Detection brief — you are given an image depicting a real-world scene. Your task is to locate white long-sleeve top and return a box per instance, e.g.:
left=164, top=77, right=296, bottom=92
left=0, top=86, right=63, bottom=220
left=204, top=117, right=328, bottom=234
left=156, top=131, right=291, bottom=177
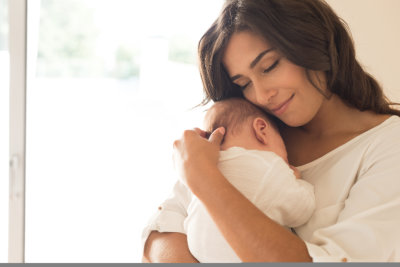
left=184, top=147, right=315, bottom=263
left=141, top=115, right=400, bottom=262
left=294, top=115, right=400, bottom=262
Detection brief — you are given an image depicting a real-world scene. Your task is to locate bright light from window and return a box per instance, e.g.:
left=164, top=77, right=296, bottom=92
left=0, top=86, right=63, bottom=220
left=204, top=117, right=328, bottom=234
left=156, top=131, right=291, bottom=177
left=25, top=0, right=223, bottom=262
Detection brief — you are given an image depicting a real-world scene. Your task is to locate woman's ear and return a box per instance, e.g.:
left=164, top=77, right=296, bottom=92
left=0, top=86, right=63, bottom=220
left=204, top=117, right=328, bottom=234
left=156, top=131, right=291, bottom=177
left=252, top=117, right=269, bottom=145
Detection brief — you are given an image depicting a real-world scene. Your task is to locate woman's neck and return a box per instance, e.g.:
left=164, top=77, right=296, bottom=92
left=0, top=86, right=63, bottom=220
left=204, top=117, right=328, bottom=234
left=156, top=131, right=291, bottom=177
left=281, top=94, right=391, bottom=166
left=299, top=94, right=370, bottom=138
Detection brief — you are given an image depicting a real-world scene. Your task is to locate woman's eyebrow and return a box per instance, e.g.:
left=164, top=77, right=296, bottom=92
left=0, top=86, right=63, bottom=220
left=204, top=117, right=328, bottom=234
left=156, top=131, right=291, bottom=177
left=230, top=48, right=275, bottom=81
left=250, top=48, right=275, bottom=68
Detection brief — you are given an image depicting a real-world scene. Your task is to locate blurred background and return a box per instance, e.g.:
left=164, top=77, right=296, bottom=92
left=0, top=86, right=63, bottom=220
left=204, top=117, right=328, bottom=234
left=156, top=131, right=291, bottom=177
left=0, top=0, right=399, bottom=263
left=2, top=0, right=224, bottom=262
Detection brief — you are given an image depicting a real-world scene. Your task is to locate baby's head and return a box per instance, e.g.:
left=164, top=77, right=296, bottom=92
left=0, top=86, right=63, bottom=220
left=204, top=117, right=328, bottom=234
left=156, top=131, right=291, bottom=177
left=204, top=98, right=288, bottom=161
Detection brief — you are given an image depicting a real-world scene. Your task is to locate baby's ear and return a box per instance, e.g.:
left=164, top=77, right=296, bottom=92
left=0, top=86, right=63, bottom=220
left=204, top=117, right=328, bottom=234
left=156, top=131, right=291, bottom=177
left=252, top=117, right=269, bottom=145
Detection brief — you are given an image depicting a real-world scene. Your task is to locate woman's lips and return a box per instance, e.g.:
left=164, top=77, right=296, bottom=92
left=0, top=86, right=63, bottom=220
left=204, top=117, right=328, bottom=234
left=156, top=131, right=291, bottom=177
left=271, top=94, right=294, bottom=115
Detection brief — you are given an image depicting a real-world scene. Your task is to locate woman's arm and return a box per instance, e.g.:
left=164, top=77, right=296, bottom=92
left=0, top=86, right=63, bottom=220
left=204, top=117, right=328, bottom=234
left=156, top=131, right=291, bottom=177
left=141, top=181, right=195, bottom=262
left=143, top=231, right=199, bottom=263
left=192, top=164, right=311, bottom=262
left=173, top=128, right=312, bottom=262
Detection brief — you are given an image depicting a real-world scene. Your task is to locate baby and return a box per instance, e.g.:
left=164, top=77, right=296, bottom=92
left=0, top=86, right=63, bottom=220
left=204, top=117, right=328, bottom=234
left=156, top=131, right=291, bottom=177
left=183, top=97, right=315, bottom=263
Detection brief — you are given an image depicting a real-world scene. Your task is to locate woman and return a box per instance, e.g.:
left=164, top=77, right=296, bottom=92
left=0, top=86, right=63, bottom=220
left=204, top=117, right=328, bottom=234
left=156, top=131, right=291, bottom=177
left=143, top=0, right=400, bottom=262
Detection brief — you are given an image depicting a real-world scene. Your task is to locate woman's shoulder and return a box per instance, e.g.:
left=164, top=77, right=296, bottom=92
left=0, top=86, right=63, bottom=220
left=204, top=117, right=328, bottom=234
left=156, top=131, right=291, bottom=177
left=360, top=115, right=400, bottom=157
left=295, top=115, right=400, bottom=170
left=364, top=115, right=400, bottom=142
left=364, top=113, right=400, bottom=131
left=330, top=114, right=400, bottom=167
left=330, top=114, right=400, bottom=156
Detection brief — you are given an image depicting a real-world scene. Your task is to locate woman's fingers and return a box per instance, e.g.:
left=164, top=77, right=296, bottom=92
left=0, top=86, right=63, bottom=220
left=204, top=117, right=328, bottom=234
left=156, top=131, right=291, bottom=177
left=172, top=127, right=224, bottom=190
left=208, top=127, right=225, bottom=145
left=173, top=139, right=180, bottom=149
left=193, top=127, right=209, bottom=139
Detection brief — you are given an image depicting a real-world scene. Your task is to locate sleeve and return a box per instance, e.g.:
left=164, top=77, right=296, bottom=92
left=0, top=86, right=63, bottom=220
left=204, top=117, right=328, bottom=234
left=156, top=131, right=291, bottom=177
left=253, top=157, right=316, bottom=228
left=303, top=135, right=400, bottom=262
left=140, top=180, right=192, bottom=254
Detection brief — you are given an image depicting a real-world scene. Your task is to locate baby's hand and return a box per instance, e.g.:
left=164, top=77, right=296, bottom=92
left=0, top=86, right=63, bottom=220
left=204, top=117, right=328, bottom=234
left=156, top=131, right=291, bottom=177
left=289, top=165, right=301, bottom=179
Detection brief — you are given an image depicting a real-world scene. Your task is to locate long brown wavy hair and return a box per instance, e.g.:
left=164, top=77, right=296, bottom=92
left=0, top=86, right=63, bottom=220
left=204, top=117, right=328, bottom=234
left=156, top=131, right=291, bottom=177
left=198, top=0, right=400, bottom=116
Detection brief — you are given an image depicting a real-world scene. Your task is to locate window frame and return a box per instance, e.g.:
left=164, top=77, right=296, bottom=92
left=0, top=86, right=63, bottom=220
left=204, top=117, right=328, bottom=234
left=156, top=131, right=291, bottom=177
left=8, top=0, right=27, bottom=263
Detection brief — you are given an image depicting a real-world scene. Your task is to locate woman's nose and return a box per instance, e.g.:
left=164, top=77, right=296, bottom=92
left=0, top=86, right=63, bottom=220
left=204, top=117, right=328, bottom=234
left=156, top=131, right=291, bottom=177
left=253, top=80, right=278, bottom=104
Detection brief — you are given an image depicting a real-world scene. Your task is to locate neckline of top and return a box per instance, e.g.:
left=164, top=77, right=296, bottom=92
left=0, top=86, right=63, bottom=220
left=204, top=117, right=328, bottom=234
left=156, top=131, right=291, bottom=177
left=296, top=115, right=399, bottom=171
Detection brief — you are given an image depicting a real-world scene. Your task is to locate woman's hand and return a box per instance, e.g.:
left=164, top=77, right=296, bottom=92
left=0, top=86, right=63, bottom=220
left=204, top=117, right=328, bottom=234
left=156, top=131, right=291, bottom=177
left=173, top=127, right=225, bottom=193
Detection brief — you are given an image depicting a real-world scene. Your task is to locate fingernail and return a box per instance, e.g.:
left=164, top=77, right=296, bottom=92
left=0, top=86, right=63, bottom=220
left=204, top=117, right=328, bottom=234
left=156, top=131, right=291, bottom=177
left=219, top=127, right=225, bottom=135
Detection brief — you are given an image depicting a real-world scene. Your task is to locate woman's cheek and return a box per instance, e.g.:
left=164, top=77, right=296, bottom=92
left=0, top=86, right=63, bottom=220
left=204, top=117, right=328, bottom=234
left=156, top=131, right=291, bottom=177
left=243, top=89, right=262, bottom=109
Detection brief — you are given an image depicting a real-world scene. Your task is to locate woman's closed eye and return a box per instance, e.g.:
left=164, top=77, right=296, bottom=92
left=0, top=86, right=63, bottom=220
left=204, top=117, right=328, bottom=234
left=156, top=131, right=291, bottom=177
left=263, top=59, right=280, bottom=74
left=237, top=60, right=280, bottom=90
left=239, top=81, right=251, bottom=91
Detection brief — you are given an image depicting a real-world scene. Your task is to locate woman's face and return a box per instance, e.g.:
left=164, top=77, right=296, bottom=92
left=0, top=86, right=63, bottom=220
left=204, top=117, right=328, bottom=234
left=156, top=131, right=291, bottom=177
left=222, top=31, right=327, bottom=127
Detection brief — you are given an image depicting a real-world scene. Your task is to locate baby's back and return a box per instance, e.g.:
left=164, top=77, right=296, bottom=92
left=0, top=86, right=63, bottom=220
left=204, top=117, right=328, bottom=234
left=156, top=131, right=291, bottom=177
left=184, top=147, right=291, bottom=262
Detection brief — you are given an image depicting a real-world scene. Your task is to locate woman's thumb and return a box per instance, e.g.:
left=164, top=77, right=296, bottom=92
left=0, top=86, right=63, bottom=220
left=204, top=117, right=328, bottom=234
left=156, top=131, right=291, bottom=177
left=209, top=127, right=225, bottom=145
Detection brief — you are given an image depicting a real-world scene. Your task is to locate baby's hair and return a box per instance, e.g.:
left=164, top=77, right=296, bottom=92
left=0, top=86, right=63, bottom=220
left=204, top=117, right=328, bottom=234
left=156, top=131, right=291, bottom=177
left=206, top=97, right=277, bottom=136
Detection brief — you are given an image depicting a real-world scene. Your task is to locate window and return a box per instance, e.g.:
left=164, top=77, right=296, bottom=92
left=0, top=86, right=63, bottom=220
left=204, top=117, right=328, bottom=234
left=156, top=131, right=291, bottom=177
left=25, top=0, right=224, bottom=262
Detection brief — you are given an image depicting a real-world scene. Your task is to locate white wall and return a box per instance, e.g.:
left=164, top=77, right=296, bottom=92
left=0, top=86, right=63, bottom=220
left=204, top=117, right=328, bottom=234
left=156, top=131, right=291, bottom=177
left=326, top=0, right=400, bottom=103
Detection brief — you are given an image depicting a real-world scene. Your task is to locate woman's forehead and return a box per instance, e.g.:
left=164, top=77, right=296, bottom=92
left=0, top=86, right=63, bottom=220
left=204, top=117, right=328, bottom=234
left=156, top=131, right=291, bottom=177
left=222, top=31, right=274, bottom=71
